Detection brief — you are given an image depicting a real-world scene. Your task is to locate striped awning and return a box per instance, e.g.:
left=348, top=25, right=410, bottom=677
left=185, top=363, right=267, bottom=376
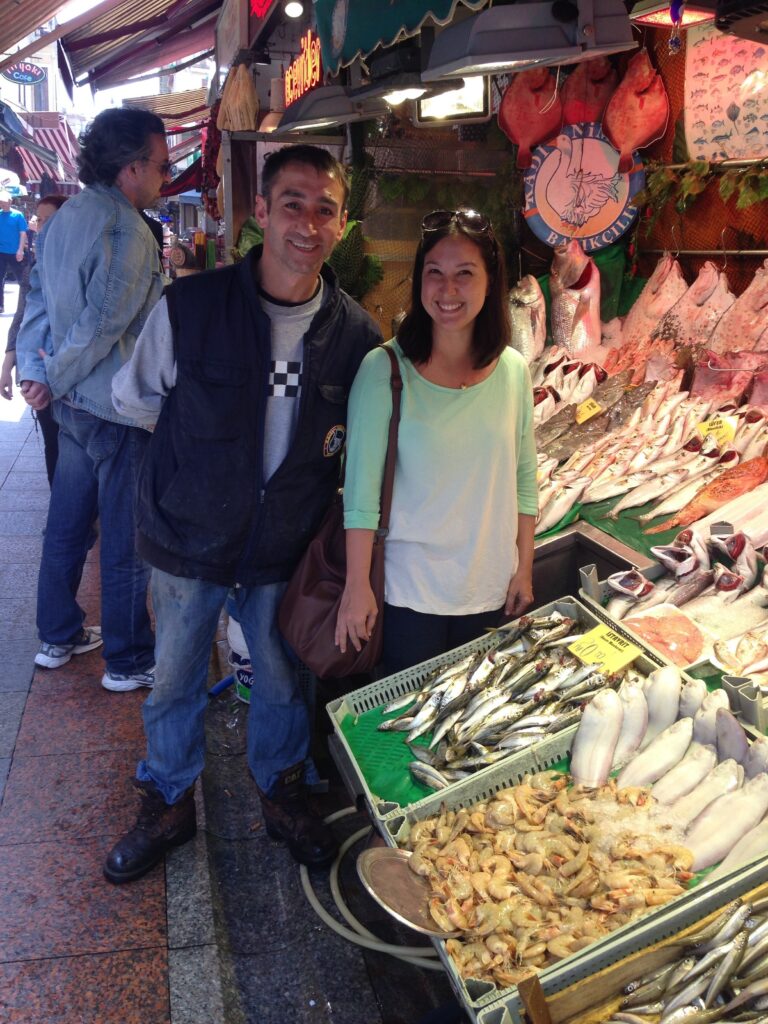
left=125, top=89, right=210, bottom=124
left=16, top=113, right=80, bottom=194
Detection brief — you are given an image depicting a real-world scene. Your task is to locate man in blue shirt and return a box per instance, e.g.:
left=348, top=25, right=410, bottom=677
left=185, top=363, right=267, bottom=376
left=0, top=189, right=28, bottom=313
left=16, top=108, right=171, bottom=692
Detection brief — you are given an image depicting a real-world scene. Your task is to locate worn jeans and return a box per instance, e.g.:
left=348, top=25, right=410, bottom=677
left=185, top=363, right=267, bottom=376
left=37, top=401, right=154, bottom=674
left=137, top=570, right=309, bottom=803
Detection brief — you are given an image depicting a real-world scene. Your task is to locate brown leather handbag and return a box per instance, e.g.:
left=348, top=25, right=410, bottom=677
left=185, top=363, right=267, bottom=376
left=278, top=347, right=402, bottom=679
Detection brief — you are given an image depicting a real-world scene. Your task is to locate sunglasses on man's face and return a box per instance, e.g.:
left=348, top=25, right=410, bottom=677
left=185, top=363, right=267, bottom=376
left=140, top=157, right=173, bottom=176
left=421, top=209, right=492, bottom=235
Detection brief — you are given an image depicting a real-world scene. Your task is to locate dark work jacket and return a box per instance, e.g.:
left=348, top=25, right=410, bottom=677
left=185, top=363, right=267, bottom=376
left=136, top=247, right=381, bottom=586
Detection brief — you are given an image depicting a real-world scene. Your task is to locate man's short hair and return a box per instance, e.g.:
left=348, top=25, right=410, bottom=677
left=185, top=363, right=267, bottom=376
left=260, top=145, right=349, bottom=211
left=77, top=108, right=166, bottom=188
left=0, top=190, right=11, bottom=203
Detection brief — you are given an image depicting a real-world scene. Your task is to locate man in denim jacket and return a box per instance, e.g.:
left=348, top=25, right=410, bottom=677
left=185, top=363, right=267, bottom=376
left=16, top=107, right=170, bottom=692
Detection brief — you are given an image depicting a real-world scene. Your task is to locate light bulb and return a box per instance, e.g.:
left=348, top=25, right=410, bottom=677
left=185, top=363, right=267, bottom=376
left=285, top=1, right=303, bottom=17
left=384, top=87, right=426, bottom=105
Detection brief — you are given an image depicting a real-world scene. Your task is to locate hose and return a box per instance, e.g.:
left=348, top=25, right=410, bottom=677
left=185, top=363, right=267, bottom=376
left=299, top=806, right=442, bottom=970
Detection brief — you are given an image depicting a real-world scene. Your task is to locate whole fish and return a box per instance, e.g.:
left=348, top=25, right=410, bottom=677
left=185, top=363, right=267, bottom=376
left=641, top=665, right=682, bottom=749
left=409, top=761, right=451, bottom=789
left=678, top=678, right=708, bottom=718
left=550, top=241, right=602, bottom=357
left=714, top=563, right=748, bottom=602
left=667, top=758, right=744, bottom=830
left=745, top=736, right=768, bottom=779
left=570, top=688, right=624, bottom=788
left=647, top=457, right=768, bottom=534
left=716, top=707, right=750, bottom=763
left=650, top=544, right=701, bottom=579
left=686, top=772, right=768, bottom=870
left=604, top=49, right=670, bottom=173
left=609, top=468, right=691, bottom=519
left=617, top=716, right=693, bottom=789
left=611, top=683, right=649, bottom=768
left=621, top=253, right=688, bottom=352
left=708, top=818, right=768, bottom=883
left=637, top=448, right=740, bottom=524
left=509, top=275, right=547, bottom=364
left=535, top=477, right=591, bottom=534
left=666, top=568, right=716, bottom=608
left=651, top=742, right=718, bottom=804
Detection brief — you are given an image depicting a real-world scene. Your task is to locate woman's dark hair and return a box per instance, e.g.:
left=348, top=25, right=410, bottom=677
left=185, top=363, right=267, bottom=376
left=36, top=194, right=68, bottom=211
left=77, top=108, right=166, bottom=187
left=261, top=144, right=350, bottom=211
left=397, top=213, right=510, bottom=369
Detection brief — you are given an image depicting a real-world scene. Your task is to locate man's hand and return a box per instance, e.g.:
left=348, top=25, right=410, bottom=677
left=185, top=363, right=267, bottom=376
left=20, top=380, right=51, bottom=410
left=0, top=352, right=15, bottom=400
left=15, top=249, right=24, bottom=263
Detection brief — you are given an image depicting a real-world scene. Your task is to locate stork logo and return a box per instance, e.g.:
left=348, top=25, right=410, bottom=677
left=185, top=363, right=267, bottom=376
left=523, top=123, right=645, bottom=252
left=2, top=62, right=47, bottom=85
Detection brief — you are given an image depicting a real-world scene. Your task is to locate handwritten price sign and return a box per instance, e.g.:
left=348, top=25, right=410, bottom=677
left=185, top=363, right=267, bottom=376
left=569, top=624, right=642, bottom=674
left=697, top=414, right=737, bottom=446
left=575, top=398, right=603, bottom=424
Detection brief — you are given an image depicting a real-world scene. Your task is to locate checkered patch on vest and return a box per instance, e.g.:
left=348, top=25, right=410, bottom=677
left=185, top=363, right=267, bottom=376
left=269, top=360, right=302, bottom=397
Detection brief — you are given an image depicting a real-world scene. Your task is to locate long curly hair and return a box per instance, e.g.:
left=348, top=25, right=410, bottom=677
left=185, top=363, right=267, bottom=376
left=77, top=108, right=166, bottom=187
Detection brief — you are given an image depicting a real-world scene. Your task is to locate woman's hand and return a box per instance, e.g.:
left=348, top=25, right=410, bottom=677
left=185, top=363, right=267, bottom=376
left=504, top=568, right=534, bottom=619
left=335, top=581, right=378, bottom=653
left=0, top=351, right=15, bottom=400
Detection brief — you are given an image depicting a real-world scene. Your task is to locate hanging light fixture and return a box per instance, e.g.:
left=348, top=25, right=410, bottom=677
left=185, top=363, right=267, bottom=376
left=422, top=0, right=637, bottom=80
left=284, top=1, right=303, bottom=18
left=274, top=85, right=389, bottom=133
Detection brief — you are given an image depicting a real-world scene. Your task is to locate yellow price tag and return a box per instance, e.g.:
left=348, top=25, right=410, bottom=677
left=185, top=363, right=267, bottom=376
left=575, top=398, right=603, bottom=424
left=697, top=414, right=737, bottom=446
left=568, top=624, right=642, bottom=674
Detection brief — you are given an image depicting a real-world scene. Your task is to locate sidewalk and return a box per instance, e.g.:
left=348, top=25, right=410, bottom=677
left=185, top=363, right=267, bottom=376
left=0, top=284, right=456, bottom=1024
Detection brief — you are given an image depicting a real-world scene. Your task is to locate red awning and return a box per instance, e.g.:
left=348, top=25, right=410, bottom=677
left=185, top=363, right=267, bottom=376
left=17, top=113, right=80, bottom=195
left=160, top=156, right=202, bottom=197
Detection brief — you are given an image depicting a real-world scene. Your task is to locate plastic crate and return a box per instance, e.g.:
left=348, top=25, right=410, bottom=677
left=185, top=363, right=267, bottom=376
left=381, top=744, right=768, bottom=1024
left=326, top=596, right=637, bottom=830
left=475, top=859, right=768, bottom=1024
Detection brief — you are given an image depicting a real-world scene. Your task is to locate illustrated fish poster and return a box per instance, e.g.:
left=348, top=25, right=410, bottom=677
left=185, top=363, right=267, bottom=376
left=685, top=23, right=768, bottom=161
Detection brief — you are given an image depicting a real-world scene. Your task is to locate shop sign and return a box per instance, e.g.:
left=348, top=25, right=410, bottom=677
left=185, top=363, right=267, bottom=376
left=284, top=30, right=322, bottom=108
left=523, top=122, right=645, bottom=252
left=569, top=624, right=642, bottom=674
left=2, top=62, right=47, bottom=85
left=250, top=0, right=272, bottom=14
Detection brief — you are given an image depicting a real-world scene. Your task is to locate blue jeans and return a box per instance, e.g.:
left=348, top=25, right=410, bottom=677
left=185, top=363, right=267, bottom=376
left=37, top=401, right=154, bottom=674
left=138, top=570, right=309, bottom=803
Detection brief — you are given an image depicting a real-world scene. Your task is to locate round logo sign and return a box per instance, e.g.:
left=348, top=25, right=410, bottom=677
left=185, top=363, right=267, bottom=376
left=1, top=61, right=47, bottom=85
left=523, top=123, right=645, bottom=251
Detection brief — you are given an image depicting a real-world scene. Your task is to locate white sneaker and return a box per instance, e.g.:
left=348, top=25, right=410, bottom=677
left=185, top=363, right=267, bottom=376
left=35, top=627, right=103, bottom=669
left=101, top=667, right=155, bottom=692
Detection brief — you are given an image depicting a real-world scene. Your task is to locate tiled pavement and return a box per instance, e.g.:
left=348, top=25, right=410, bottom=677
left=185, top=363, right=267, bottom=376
left=0, top=286, right=458, bottom=1024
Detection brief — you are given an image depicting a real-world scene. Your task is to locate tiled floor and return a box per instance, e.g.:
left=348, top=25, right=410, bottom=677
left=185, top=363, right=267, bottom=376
left=0, top=286, right=460, bottom=1024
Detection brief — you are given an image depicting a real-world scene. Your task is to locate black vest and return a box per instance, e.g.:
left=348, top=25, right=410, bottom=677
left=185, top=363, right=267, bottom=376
left=136, top=248, right=381, bottom=585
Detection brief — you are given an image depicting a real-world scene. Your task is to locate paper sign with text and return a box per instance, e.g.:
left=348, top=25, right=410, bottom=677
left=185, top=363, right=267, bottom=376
left=697, top=414, right=738, bottom=446
left=569, top=624, right=642, bottom=674
left=575, top=398, right=603, bottom=425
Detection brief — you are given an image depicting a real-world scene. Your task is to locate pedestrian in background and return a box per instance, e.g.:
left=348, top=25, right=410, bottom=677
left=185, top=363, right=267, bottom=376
left=336, top=209, right=538, bottom=674
left=16, top=107, right=170, bottom=691
left=0, top=189, right=27, bottom=313
left=107, top=144, right=381, bottom=883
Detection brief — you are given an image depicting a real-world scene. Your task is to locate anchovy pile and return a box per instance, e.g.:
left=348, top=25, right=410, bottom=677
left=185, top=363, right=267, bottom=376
left=604, top=896, right=768, bottom=1024
left=377, top=612, right=624, bottom=789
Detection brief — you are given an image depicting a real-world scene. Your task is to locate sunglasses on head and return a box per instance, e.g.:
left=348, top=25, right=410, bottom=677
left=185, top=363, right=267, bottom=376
left=421, top=209, right=492, bottom=235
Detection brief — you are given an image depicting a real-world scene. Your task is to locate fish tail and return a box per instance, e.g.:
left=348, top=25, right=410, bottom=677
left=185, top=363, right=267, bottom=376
left=618, top=152, right=633, bottom=173
left=517, top=146, right=533, bottom=170
left=645, top=514, right=680, bottom=534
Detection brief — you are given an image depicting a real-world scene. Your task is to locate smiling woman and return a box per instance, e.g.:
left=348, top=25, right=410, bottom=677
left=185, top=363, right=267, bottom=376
left=336, top=208, right=540, bottom=676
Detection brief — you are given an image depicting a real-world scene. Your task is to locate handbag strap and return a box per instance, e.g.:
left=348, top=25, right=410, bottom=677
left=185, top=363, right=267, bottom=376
left=377, top=345, right=403, bottom=538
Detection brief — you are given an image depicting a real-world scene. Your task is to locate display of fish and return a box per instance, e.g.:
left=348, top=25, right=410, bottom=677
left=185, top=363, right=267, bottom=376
left=561, top=57, right=617, bottom=123
left=498, top=67, right=563, bottom=169
left=686, top=773, right=768, bottom=870
left=651, top=262, right=735, bottom=349
left=550, top=240, right=602, bottom=357
left=710, top=259, right=768, bottom=354
left=535, top=476, right=591, bottom=534
left=646, top=457, right=768, bottom=534
left=620, top=253, right=688, bottom=352
left=638, top=447, right=739, bottom=524
left=509, top=275, right=547, bottom=364
left=571, top=688, right=624, bottom=787
left=604, top=48, right=670, bottom=172
left=608, top=468, right=691, bottom=519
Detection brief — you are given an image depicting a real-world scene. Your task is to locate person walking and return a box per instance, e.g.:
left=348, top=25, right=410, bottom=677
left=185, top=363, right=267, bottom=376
left=105, top=144, right=381, bottom=883
left=16, top=107, right=171, bottom=690
left=336, top=209, right=538, bottom=673
left=0, top=189, right=28, bottom=313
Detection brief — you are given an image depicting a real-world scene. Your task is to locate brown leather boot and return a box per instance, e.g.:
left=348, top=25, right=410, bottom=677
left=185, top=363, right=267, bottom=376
left=103, top=780, right=196, bottom=884
left=257, top=764, right=338, bottom=868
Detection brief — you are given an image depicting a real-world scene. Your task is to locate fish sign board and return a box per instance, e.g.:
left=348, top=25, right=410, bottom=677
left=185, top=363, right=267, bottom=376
left=2, top=62, right=47, bottom=85
left=569, top=624, right=642, bottom=674
left=523, top=122, right=645, bottom=251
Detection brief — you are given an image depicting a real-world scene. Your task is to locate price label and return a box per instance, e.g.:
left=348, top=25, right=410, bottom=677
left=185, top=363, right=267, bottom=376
left=697, top=414, right=738, bottom=446
left=575, top=398, right=603, bottom=424
left=569, top=624, right=642, bottom=674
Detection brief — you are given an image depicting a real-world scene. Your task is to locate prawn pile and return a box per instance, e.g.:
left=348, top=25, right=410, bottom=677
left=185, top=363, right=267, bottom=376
left=403, top=771, right=693, bottom=989
left=378, top=611, right=624, bottom=789
left=600, top=896, right=768, bottom=1024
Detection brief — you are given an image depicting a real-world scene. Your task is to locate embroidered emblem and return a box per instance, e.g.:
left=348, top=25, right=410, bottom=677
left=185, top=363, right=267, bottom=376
left=323, top=424, right=345, bottom=457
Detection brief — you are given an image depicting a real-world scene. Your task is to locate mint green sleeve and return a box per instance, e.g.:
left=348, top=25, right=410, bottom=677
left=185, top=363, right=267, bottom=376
left=515, top=356, right=539, bottom=517
left=343, top=345, right=394, bottom=530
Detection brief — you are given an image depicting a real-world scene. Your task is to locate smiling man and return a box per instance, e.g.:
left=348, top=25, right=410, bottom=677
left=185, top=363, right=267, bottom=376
left=107, top=145, right=381, bottom=883
left=16, top=107, right=169, bottom=694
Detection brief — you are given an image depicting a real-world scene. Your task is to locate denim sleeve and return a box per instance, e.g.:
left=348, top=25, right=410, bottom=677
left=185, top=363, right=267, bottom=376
left=15, top=257, right=51, bottom=384
left=112, top=296, right=177, bottom=428
left=43, top=224, right=156, bottom=398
